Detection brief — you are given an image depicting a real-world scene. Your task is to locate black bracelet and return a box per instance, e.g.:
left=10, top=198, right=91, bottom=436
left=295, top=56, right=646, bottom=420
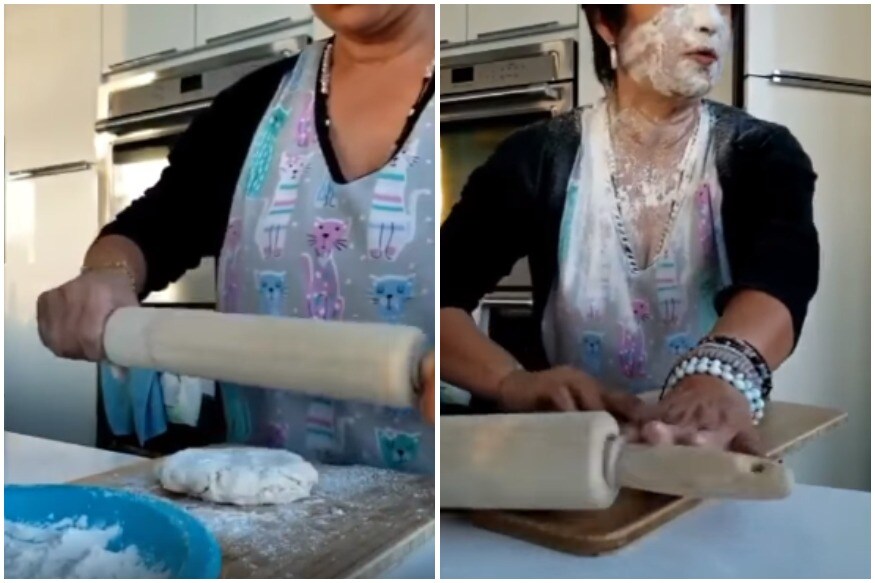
left=701, top=335, right=773, bottom=398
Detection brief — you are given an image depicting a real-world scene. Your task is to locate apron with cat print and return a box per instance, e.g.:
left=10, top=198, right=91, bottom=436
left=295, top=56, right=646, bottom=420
left=542, top=101, right=732, bottom=394
left=217, top=41, right=435, bottom=474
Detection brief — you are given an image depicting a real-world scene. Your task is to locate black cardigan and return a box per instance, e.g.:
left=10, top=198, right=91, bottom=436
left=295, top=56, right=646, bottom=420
left=440, top=102, right=820, bottom=347
left=101, top=52, right=435, bottom=296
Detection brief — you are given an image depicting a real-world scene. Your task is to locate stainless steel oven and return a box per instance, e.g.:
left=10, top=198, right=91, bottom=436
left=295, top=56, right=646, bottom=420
left=440, top=39, right=575, bottom=292
left=95, top=35, right=308, bottom=305
left=440, top=39, right=576, bottom=363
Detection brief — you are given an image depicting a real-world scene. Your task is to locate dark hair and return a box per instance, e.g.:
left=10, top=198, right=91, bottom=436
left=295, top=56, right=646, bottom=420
left=581, top=5, right=740, bottom=88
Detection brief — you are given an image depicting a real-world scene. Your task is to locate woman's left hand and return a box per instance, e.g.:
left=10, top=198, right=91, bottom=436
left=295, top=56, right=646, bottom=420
left=418, top=351, right=435, bottom=425
left=628, top=375, right=763, bottom=455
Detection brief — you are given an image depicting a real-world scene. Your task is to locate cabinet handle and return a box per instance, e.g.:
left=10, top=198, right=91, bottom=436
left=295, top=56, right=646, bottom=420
left=107, top=48, right=179, bottom=72
left=205, top=16, right=313, bottom=47
left=8, top=161, right=93, bottom=181
left=476, top=21, right=561, bottom=41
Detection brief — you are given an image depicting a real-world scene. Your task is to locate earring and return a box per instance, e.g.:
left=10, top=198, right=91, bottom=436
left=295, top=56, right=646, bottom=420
left=609, top=43, right=618, bottom=70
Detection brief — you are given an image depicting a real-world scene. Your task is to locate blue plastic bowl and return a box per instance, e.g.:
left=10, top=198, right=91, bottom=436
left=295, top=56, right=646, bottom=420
left=5, top=484, right=222, bottom=579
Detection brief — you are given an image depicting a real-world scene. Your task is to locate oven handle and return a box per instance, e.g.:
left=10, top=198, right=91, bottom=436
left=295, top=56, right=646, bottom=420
left=95, top=101, right=212, bottom=134
left=441, top=84, right=559, bottom=105
left=480, top=297, right=534, bottom=308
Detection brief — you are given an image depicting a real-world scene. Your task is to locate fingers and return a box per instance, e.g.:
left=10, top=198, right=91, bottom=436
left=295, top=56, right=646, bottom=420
left=418, top=352, right=435, bottom=425
left=537, top=385, right=576, bottom=412
left=604, top=391, right=646, bottom=422
left=729, top=428, right=765, bottom=456
left=35, top=272, right=136, bottom=362
left=640, top=420, right=676, bottom=445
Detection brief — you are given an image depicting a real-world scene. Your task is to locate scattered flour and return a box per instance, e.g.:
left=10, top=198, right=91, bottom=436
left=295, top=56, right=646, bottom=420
left=110, top=463, right=433, bottom=578
left=4, top=517, right=168, bottom=579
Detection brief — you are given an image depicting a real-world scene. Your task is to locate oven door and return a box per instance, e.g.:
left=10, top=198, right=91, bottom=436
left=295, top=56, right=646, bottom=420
left=97, top=107, right=216, bottom=305
left=440, top=81, right=573, bottom=290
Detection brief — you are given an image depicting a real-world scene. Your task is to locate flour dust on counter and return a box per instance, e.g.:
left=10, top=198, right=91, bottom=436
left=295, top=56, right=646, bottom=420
left=5, top=517, right=168, bottom=579
left=89, top=461, right=434, bottom=578
left=157, top=446, right=318, bottom=506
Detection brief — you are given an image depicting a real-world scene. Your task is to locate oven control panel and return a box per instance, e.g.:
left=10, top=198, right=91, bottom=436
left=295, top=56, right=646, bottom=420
left=444, top=53, right=558, bottom=92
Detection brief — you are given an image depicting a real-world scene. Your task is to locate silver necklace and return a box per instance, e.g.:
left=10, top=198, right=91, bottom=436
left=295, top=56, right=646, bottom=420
left=319, top=40, right=435, bottom=130
left=605, top=101, right=703, bottom=273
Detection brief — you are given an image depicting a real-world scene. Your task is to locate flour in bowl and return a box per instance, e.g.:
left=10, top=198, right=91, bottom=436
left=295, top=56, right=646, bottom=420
left=4, top=517, right=168, bottom=578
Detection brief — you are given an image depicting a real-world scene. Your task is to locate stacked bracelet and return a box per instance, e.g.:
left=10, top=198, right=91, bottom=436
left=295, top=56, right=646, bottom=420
left=662, top=355, right=766, bottom=423
left=702, top=335, right=773, bottom=398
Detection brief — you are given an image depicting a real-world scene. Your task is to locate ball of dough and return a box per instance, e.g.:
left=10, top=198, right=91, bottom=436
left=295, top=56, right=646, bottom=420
left=157, top=447, right=318, bottom=506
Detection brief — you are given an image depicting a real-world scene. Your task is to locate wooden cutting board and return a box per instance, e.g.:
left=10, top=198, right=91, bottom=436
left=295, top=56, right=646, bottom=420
left=73, top=460, right=434, bottom=578
left=465, top=400, right=846, bottom=556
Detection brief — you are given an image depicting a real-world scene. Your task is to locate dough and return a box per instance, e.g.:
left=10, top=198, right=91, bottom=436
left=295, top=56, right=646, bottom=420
left=157, top=447, right=318, bottom=506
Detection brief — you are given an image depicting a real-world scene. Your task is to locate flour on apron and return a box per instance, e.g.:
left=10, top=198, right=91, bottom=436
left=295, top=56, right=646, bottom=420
left=543, top=101, right=731, bottom=393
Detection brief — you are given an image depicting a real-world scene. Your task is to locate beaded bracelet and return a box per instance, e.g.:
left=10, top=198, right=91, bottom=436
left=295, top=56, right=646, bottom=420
left=701, top=335, right=773, bottom=398
left=662, top=355, right=765, bottom=423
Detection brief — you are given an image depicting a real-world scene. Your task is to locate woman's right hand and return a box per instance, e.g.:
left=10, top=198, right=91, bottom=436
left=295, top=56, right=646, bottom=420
left=36, top=269, right=139, bottom=361
left=496, top=366, right=644, bottom=420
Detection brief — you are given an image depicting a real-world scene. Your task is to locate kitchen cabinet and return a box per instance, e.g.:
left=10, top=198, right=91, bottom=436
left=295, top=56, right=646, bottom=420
left=440, top=5, right=467, bottom=45
left=4, top=5, right=100, bottom=173
left=195, top=5, right=312, bottom=46
left=5, top=168, right=100, bottom=446
left=101, top=5, right=196, bottom=72
left=466, top=5, right=578, bottom=41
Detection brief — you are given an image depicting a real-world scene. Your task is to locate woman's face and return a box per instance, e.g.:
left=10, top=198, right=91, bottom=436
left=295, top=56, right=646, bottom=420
left=614, top=4, right=732, bottom=99
left=312, top=5, right=415, bottom=37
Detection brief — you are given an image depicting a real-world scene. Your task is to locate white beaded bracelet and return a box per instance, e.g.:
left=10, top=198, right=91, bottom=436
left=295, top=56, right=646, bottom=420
left=664, top=356, right=765, bottom=424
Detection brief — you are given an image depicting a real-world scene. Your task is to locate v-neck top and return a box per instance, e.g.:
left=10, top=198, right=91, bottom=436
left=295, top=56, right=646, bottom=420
left=102, top=44, right=435, bottom=296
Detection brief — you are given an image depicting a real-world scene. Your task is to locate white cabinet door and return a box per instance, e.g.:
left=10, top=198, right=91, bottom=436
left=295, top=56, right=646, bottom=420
left=4, top=5, right=100, bottom=173
left=5, top=168, right=100, bottom=446
left=746, top=4, right=870, bottom=81
left=440, top=5, right=467, bottom=45
left=195, top=5, right=312, bottom=46
left=746, top=79, right=871, bottom=491
left=466, top=5, right=578, bottom=42
left=101, top=5, right=196, bottom=71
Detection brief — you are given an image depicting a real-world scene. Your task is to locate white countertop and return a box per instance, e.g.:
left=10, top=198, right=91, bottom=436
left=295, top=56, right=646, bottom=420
left=4, top=432, right=434, bottom=579
left=441, top=485, right=871, bottom=578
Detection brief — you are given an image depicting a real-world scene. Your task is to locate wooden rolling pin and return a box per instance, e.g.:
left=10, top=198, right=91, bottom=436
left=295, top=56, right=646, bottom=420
left=103, top=307, right=428, bottom=408
left=441, top=412, right=793, bottom=510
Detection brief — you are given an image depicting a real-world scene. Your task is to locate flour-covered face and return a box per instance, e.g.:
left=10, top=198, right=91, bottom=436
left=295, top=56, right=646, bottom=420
left=618, top=5, right=731, bottom=98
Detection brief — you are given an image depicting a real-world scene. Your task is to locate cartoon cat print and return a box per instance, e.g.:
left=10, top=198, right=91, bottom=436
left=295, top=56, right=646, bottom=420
left=370, top=274, right=415, bottom=323
left=375, top=427, right=420, bottom=470
left=666, top=332, right=695, bottom=357
left=579, top=331, right=605, bottom=375
left=368, top=138, right=430, bottom=261
left=655, top=253, right=685, bottom=324
left=618, top=327, right=647, bottom=378
left=301, top=218, right=349, bottom=320
left=221, top=218, right=244, bottom=313
left=255, top=152, right=313, bottom=258
left=256, top=271, right=287, bottom=316
left=245, top=105, right=290, bottom=198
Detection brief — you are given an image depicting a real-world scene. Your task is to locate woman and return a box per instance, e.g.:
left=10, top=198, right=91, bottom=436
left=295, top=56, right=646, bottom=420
left=37, top=5, right=435, bottom=472
left=441, top=4, right=819, bottom=454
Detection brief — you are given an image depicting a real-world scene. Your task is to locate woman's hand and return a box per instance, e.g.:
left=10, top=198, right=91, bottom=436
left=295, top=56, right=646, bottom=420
left=417, top=351, right=435, bottom=424
left=497, top=366, right=643, bottom=419
left=37, top=270, right=139, bottom=361
left=631, top=375, right=763, bottom=455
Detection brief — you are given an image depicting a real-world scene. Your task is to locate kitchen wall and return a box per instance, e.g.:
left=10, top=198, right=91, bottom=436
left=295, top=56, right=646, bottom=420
left=4, top=5, right=327, bottom=447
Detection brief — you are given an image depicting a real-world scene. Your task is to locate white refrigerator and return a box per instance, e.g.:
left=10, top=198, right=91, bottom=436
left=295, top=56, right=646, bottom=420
left=743, top=4, right=870, bottom=491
